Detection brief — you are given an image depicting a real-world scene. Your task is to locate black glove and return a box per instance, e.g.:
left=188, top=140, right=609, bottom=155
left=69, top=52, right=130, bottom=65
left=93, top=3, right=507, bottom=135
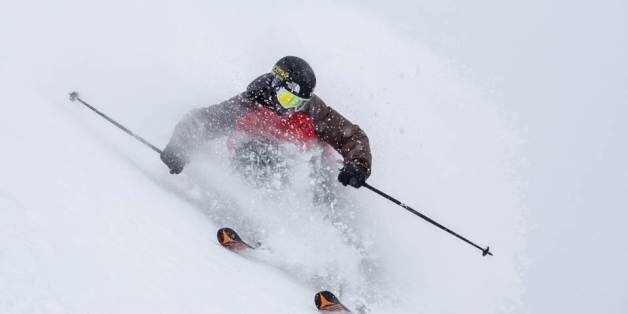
left=160, top=148, right=186, bottom=174
left=338, top=161, right=368, bottom=188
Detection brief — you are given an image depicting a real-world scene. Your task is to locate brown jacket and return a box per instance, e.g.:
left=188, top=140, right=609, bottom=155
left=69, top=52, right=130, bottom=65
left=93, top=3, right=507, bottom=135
left=164, top=73, right=372, bottom=175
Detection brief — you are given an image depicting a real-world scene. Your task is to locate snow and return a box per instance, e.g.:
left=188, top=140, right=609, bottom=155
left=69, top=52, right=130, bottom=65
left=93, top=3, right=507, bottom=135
left=1, top=0, right=626, bottom=313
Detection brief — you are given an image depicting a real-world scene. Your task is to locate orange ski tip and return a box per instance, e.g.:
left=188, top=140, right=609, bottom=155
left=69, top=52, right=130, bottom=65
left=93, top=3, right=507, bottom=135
left=319, top=292, right=333, bottom=308
left=217, top=228, right=239, bottom=245
left=217, top=228, right=251, bottom=250
left=221, top=230, right=234, bottom=243
left=315, top=291, right=350, bottom=312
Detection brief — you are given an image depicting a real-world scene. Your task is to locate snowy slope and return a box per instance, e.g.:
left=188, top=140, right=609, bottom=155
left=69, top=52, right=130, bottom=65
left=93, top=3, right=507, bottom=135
left=0, top=1, right=526, bottom=313
left=0, top=84, right=323, bottom=313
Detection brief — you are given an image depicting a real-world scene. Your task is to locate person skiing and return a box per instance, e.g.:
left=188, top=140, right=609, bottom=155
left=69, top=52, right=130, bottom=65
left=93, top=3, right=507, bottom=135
left=160, top=56, right=371, bottom=189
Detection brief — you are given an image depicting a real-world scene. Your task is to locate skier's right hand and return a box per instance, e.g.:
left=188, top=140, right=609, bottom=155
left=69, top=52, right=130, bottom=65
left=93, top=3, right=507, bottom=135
left=160, top=148, right=186, bottom=174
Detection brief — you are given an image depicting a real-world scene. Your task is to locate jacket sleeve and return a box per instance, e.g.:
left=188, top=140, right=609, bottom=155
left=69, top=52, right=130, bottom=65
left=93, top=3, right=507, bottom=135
left=162, top=94, right=253, bottom=164
left=161, top=73, right=273, bottom=165
left=307, top=96, right=373, bottom=176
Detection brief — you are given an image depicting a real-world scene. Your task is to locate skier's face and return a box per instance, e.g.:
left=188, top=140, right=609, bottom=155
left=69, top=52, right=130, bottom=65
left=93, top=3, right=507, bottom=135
left=270, top=74, right=311, bottom=115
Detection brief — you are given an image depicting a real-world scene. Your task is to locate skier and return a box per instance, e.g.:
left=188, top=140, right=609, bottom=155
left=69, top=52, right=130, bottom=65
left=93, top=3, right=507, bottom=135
left=160, top=56, right=371, bottom=189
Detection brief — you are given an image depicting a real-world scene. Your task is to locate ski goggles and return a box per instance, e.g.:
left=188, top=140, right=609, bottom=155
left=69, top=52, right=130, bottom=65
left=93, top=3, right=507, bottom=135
left=275, top=86, right=310, bottom=110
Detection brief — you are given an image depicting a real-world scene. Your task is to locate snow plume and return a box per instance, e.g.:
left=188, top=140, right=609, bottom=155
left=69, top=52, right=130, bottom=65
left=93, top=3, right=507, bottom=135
left=0, top=0, right=529, bottom=313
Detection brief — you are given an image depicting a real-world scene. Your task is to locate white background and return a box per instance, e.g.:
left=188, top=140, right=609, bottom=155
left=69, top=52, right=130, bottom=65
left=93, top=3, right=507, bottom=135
left=1, top=0, right=626, bottom=313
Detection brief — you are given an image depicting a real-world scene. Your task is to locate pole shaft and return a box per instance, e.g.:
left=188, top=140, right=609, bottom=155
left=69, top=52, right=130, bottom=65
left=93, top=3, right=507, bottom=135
left=363, top=183, right=492, bottom=256
left=72, top=94, right=162, bottom=154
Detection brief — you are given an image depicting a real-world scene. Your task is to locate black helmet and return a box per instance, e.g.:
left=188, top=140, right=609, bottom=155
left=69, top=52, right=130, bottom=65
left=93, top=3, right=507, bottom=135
left=271, top=56, right=316, bottom=99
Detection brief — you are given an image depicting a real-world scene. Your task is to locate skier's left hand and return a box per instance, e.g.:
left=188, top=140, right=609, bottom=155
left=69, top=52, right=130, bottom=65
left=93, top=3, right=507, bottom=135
left=338, top=161, right=368, bottom=188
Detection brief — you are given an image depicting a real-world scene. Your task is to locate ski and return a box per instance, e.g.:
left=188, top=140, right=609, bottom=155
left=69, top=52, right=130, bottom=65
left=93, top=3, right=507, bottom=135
left=217, top=229, right=350, bottom=312
left=315, top=291, right=351, bottom=312
left=217, top=227, right=256, bottom=250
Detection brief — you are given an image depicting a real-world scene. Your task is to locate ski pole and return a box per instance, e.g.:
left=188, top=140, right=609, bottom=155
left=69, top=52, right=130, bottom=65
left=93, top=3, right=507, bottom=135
left=362, top=182, right=493, bottom=257
left=68, top=91, right=492, bottom=256
left=69, top=92, right=163, bottom=154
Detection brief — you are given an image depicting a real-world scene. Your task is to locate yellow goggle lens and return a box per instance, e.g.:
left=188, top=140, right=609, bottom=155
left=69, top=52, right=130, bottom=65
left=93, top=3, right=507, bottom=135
left=277, top=88, right=307, bottom=109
